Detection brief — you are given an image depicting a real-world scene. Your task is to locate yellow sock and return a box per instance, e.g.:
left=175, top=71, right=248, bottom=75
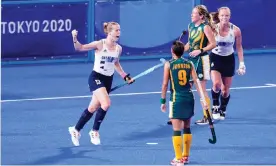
left=203, top=97, right=211, bottom=118
left=182, top=128, right=192, bottom=157
left=172, top=131, right=182, bottom=160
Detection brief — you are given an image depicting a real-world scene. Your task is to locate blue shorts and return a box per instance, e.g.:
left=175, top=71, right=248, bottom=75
left=88, top=71, right=113, bottom=93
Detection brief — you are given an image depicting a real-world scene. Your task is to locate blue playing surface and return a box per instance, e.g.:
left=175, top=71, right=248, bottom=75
left=2, top=54, right=276, bottom=165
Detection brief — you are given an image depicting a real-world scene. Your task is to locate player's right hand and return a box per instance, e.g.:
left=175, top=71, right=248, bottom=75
left=161, top=104, right=166, bottom=113
left=71, top=29, right=78, bottom=38
left=124, top=74, right=135, bottom=84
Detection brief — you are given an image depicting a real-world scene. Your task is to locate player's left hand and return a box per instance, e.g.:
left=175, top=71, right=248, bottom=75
left=161, top=104, right=166, bottom=113
left=237, top=62, right=246, bottom=75
left=124, top=74, right=135, bottom=84
left=189, top=50, right=201, bottom=57
left=71, top=29, right=78, bottom=38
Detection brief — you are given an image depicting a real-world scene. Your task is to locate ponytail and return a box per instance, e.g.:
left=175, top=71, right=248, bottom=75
left=103, top=22, right=109, bottom=35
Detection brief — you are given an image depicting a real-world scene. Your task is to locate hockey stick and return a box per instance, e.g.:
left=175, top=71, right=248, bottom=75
left=197, top=78, right=217, bottom=144
left=110, top=58, right=166, bottom=92
left=205, top=109, right=217, bottom=144
left=178, top=30, right=187, bottom=41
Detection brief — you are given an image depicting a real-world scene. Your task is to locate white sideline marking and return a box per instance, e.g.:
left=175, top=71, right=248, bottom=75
left=146, top=143, right=158, bottom=145
left=265, top=83, right=276, bottom=86
left=1, top=84, right=276, bottom=103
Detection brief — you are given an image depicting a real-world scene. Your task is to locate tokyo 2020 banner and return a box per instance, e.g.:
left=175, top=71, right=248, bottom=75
left=1, top=2, right=88, bottom=60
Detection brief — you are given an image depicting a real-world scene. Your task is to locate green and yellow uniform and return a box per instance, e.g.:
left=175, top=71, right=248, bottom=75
left=169, top=58, right=195, bottom=120
left=188, top=22, right=210, bottom=81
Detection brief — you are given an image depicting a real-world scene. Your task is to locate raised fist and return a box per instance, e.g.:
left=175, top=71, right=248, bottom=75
left=71, top=29, right=78, bottom=38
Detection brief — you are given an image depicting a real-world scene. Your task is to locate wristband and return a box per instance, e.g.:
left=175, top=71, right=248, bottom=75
left=124, top=73, right=131, bottom=81
left=120, top=73, right=127, bottom=79
left=160, top=98, right=166, bottom=104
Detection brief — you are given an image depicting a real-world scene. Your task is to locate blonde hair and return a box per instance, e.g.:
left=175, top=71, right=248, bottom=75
left=195, top=5, right=216, bottom=33
left=103, top=21, right=119, bottom=35
left=218, top=6, right=231, bottom=15
left=195, top=5, right=209, bottom=19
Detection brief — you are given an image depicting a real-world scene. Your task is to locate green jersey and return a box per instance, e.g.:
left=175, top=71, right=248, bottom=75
left=188, top=22, right=209, bottom=55
left=169, top=58, right=194, bottom=102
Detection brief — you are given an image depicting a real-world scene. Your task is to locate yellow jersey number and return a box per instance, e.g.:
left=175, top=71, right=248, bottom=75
left=178, top=70, right=187, bottom=86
